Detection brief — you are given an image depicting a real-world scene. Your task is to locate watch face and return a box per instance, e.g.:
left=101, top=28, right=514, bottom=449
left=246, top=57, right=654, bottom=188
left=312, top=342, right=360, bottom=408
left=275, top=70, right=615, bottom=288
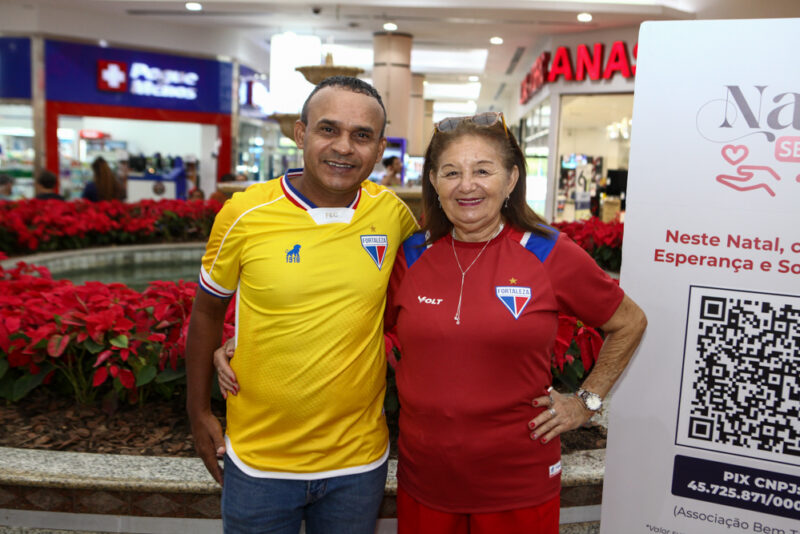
left=585, top=394, right=602, bottom=411
left=579, top=389, right=602, bottom=411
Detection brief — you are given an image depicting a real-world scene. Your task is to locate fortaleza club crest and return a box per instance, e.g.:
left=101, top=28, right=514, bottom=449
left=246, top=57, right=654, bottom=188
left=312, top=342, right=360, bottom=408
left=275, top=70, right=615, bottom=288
left=496, top=286, right=532, bottom=319
left=361, top=235, right=388, bottom=270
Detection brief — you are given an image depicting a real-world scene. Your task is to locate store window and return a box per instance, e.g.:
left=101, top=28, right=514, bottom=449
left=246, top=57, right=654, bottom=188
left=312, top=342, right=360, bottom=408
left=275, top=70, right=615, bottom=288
left=0, top=104, right=35, bottom=198
left=521, top=101, right=550, bottom=216
left=555, top=93, right=633, bottom=222
left=237, top=120, right=301, bottom=182
left=57, top=116, right=218, bottom=201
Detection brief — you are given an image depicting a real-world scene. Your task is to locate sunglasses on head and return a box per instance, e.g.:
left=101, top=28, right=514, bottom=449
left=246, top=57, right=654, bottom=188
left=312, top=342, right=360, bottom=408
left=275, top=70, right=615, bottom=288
left=434, top=111, right=508, bottom=136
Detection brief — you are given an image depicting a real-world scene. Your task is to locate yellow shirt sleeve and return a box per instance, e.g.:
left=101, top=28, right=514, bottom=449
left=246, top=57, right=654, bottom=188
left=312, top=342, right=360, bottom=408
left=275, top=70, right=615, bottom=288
left=198, top=197, right=246, bottom=298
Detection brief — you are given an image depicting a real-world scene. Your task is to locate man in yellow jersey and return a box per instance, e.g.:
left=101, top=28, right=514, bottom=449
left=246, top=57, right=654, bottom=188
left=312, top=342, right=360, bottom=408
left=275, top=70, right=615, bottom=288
left=186, top=76, right=418, bottom=533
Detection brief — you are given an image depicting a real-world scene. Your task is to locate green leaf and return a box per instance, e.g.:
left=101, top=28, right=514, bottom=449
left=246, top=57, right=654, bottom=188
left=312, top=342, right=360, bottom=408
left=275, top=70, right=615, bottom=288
left=0, top=373, right=14, bottom=400
left=155, top=368, right=185, bottom=383
left=12, top=372, right=48, bottom=402
left=110, top=334, right=129, bottom=348
left=82, top=338, right=105, bottom=354
left=135, top=365, right=157, bottom=387
left=0, top=359, right=8, bottom=380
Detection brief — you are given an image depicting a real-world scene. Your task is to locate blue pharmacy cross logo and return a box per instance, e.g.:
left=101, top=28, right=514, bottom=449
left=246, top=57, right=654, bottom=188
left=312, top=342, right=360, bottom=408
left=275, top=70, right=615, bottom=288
left=286, top=244, right=301, bottom=263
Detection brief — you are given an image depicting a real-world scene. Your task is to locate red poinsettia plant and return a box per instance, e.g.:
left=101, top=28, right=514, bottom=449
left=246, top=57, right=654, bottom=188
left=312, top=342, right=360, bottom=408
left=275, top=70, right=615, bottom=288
left=0, top=254, right=234, bottom=404
left=552, top=216, right=624, bottom=272
left=0, top=198, right=222, bottom=255
left=551, top=313, right=604, bottom=391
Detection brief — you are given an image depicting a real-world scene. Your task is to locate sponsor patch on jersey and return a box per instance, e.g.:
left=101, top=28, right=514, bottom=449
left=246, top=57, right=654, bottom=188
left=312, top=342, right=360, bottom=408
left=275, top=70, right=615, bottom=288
left=496, top=286, right=532, bottom=319
left=361, top=235, right=388, bottom=270
left=549, top=460, right=562, bottom=478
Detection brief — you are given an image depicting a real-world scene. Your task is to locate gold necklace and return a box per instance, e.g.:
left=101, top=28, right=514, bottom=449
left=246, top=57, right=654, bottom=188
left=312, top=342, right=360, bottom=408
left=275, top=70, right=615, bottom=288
left=451, top=223, right=504, bottom=325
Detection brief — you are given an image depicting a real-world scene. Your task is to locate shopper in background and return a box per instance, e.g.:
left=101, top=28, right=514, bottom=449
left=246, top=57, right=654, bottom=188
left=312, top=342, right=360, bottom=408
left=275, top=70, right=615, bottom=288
left=0, top=174, right=15, bottom=200
left=188, top=187, right=206, bottom=200
left=186, top=75, right=418, bottom=534
left=183, top=154, right=200, bottom=189
left=209, top=173, right=235, bottom=204
left=82, top=157, right=125, bottom=202
left=34, top=170, right=64, bottom=200
left=380, top=155, right=403, bottom=186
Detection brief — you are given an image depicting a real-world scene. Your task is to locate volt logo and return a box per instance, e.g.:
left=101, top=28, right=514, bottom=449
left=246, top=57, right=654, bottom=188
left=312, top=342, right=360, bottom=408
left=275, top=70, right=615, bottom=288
left=417, top=296, right=443, bottom=305
left=496, top=286, right=532, bottom=319
left=361, top=235, right=388, bottom=270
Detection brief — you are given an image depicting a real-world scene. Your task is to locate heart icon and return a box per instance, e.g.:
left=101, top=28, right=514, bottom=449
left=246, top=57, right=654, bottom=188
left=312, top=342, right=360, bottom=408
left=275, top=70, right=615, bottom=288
left=721, top=145, right=749, bottom=165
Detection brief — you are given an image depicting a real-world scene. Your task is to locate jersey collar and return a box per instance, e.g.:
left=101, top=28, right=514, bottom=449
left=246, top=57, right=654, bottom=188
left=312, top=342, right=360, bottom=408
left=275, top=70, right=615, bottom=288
left=281, top=168, right=362, bottom=211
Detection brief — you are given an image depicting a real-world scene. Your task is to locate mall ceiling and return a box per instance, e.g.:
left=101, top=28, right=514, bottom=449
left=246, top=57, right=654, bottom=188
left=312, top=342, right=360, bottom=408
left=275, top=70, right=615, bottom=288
left=11, top=0, right=800, bottom=114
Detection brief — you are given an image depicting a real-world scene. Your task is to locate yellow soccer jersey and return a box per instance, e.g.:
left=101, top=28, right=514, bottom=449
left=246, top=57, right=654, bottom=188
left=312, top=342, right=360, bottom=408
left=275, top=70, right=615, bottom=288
left=199, top=169, right=418, bottom=478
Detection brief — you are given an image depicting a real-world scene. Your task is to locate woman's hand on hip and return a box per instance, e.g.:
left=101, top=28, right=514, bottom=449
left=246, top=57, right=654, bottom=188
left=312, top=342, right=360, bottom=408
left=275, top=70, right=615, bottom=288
left=528, top=387, right=593, bottom=445
left=214, top=338, right=239, bottom=398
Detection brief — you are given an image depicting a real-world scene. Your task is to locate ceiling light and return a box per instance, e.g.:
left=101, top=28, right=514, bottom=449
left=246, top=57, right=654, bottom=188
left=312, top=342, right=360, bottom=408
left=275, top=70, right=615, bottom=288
left=468, top=75, right=479, bottom=82
left=489, top=36, right=503, bottom=45
left=185, top=2, right=203, bottom=11
left=383, top=22, right=398, bottom=31
left=577, top=12, right=592, bottom=23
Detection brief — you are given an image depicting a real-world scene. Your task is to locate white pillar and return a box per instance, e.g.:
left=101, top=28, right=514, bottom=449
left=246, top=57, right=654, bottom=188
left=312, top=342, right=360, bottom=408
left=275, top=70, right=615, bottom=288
left=408, top=73, right=425, bottom=156
left=372, top=32, right=412, bottom=140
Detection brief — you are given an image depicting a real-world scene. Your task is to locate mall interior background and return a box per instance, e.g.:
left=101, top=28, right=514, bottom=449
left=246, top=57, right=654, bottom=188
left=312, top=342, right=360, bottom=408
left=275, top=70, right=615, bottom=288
left=1, top=0, right=798, bottom=220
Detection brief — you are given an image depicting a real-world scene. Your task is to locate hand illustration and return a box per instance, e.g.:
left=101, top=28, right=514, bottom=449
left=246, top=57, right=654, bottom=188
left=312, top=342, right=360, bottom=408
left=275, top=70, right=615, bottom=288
left=716, top=165, right=781, bottom=197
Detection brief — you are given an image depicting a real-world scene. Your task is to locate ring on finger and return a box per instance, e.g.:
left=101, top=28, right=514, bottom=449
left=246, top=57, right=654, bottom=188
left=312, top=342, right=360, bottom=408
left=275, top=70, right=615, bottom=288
left=548, top=407, right=556, bottom=417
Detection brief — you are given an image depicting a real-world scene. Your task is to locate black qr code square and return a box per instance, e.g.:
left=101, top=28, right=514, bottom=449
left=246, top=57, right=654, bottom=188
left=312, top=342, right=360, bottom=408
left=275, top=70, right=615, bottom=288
left=676, top=286, right=800, bottom=466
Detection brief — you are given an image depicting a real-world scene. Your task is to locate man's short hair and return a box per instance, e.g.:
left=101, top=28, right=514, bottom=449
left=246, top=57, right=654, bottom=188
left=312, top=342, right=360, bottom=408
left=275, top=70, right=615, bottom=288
left=382, top=156, right=399, bottom=168
left=37, top=170, right=58, bottom=190
left=300, top=76, right=387, bottom=137
left=0, top=174, right=12, bottom=186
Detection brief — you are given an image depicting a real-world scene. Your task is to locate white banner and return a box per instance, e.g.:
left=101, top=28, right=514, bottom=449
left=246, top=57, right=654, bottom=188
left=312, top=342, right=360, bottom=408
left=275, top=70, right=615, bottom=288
left=601, top=19, right=800, bottom=534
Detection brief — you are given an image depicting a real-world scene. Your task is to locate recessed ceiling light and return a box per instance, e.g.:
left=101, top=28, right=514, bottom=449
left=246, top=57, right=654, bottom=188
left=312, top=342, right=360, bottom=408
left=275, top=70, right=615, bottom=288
left=468, top=75, right=479, bottom=82
left=383, top=22, right=398, bottom=31
left=185, top=2, right=203, bottom=11
left=490, top=36, right=503, bottom=45
left=577, top=12, right=592, bottom=23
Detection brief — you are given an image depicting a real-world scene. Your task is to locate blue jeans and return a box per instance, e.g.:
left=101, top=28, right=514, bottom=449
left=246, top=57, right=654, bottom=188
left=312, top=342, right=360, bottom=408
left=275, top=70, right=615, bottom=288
left=222, top=455, right=388, bottom=534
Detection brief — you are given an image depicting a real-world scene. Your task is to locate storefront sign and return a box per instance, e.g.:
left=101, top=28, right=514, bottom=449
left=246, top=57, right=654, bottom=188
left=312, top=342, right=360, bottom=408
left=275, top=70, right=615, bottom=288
left=46, top=40, right=231, bottom=114
left=0, top=37, right=32, bottom=100
left=239, top=64, right=272, bottom=117
left=519, top=41, right=637, bottom=104
left=79, top=129, right=109, bottom=139
left=601, top=19, right=800, bottom=534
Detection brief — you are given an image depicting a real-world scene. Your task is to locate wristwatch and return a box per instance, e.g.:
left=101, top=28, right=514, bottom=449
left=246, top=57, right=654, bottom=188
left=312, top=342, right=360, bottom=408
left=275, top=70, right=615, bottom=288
left=575, top=388, right=603, bottom=412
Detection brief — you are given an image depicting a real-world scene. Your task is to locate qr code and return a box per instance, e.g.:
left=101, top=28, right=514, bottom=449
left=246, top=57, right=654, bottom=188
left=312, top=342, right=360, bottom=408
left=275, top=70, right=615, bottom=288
left=675, top=286, right=800, bottom=466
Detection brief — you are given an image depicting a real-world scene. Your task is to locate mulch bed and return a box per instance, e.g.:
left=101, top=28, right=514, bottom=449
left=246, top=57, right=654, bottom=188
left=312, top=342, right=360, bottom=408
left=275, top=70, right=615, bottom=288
left=0, top=389, right=604, bottom=457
